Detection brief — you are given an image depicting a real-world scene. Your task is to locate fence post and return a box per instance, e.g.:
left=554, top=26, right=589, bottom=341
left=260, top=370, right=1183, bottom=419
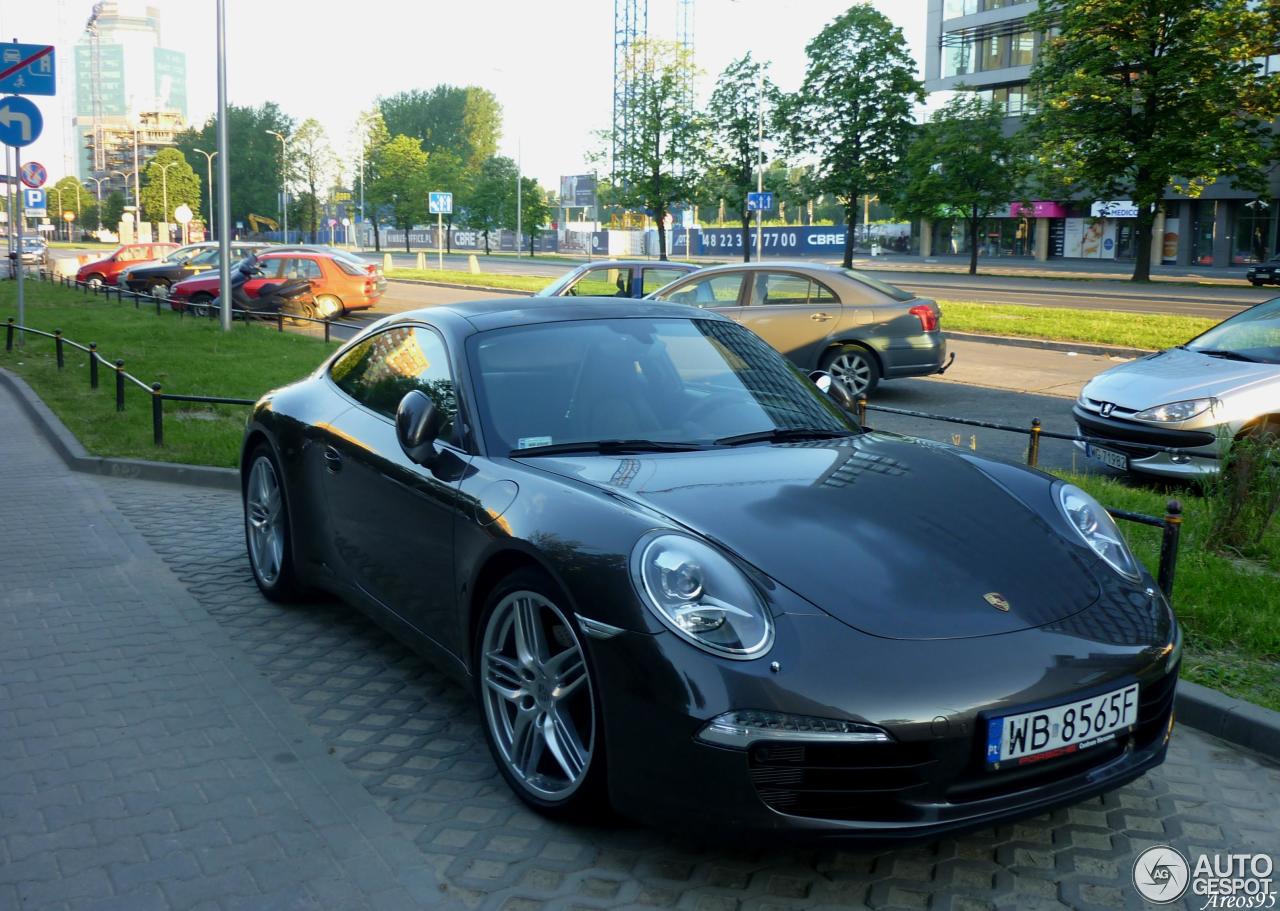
left=154, top=295, right=162, bottom=315
left=856, top=396, right=868, bottom=427
left=5, top=317, right=12, bottom=352
left=55, top=330, right=64, bottom=369
left=115, top=360, right=125, bottom=412
left=89, top=343, right=99, bottom=389
left=277, top=312, right=284, bottom=333
left=1027, top=418, right=1042, bottom=467
left=1157, top=499, right=1183, bottom=600
left=133, top=292, right=140, bottom=309
left=151, top=384, right=164, bottom=446
left=324, top=319, right=331, bottom=344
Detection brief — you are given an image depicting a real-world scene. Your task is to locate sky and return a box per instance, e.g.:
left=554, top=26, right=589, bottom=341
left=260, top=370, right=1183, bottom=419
left=0, top=0, right=928, bottom=189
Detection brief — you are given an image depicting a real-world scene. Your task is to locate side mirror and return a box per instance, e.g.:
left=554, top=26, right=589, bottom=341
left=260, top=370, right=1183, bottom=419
left=808, top=370, right=857, bottom=413
left=396, top=389, right=443, bottom=466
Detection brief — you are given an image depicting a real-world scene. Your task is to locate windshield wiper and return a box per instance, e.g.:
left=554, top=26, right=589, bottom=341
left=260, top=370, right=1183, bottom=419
left=715, top=427, right=855, bottom=447
left=1193, top=348, right=1259, bottom=362
left=511, top=439, right=707, bottom=457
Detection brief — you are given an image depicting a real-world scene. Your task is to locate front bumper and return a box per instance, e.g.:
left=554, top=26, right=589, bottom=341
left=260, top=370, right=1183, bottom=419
left=1073, top=406, right=1222, bottom=477
left=589, top=584, right=1179, bottom=840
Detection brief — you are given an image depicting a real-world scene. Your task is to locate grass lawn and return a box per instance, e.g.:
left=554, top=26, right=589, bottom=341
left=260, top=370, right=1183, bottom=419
left=940, top=300, right=1215, bottom=350
left=387, top=268, right=552, bottom=293
left=0, top=282, right=336, bottom=467
left=1063, top=472, right=1279, bottom=712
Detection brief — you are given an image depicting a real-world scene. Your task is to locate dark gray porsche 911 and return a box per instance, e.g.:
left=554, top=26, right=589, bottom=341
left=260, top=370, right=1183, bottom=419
left=240, top=298, right=1181, bottom=839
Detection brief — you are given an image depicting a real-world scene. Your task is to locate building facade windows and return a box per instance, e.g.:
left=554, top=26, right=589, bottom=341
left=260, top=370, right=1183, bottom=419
left=940, top=29, right=1036, bottom=77
left=1233, top=199, right=1274, bottom=264
left=943, top=0, right=1029, bottom=16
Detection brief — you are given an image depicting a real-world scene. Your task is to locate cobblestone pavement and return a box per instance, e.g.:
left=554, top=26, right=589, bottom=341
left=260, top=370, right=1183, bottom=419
left=96, top=474, right=1280, bottom=911
left=0, top=393, right=446, bottom=911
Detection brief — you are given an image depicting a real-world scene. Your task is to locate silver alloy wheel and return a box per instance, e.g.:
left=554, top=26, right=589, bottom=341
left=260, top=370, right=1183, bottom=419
left=151, top=282, right=170, bottom=299
left=245, top=456, right=285, bottom=586
left=829, top=351, right=873, bottom=397
left=481, top=591, right=595, bottom=800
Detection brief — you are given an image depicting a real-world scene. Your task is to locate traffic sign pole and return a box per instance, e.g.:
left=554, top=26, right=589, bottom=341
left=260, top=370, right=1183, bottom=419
left=15, top=144, right=23, bottom=347
left=437, top=211, right=443, bottom=271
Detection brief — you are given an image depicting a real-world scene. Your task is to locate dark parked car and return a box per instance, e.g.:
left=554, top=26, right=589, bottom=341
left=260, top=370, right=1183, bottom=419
left=535, top=260, right=698, bottom=299
left=123, top=241, right=269, bottom=297
left=648, top=262, right=949, bottom=397
left=1246, top=256, right=1280, bottom=287
left=241, top=298, right=1180, bottom=838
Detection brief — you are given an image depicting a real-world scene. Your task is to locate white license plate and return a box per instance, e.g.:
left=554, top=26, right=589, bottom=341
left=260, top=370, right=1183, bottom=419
left=1085, top=442, right=1128, bottom=471
left=986, top=683, right=1139, bottom=769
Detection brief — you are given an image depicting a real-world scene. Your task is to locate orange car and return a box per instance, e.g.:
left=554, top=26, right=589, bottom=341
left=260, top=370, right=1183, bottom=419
left=169, top=249, right=384, bottom=317
left=75, top=242, right=179, bottom=287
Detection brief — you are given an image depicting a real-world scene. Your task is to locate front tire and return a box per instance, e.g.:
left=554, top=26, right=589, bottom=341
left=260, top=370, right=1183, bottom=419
left=149, top=279, right=171, bottom=299
left=244, top=446, right=303, bottom=601
left=316, top=294, right=344, bottom=318
left=475, top=569, right=605, bottom=819
left=822, top=343, right=881, bottom=398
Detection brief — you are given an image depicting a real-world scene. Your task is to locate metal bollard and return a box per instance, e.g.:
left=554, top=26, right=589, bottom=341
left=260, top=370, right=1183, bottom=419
left=1027, top=417, right=1042, bottom=467
left=1157, top=500, right=1183, bottom=601
left=115, top=360, right=125, bottom=412
left=5, top=317, right=12, bottom=352
left=151, top=384, right=164, bottom=446
left=55, top=330, right=64, bottom=369
left=856, top=396, right=868, bottom=427
left=89, top=344, right=99, bottom=388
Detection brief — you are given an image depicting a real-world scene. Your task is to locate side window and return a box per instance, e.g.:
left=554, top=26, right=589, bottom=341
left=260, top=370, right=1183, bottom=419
left=258, top=258, right=287, bottom=279
left=744, top=273, right=842, bottom=306
left=567, top=266, right=630, bottom=297
left=299, top=258, right=323, bottom=279
left=330, top=326, right=459, bottom=440
left=657, top=273, right=744, bottom=308
left=641, top=268, right=688, bottom=296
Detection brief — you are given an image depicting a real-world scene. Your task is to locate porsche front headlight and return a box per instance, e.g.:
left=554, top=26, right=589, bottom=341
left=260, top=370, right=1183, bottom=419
left=631, top=532, right=772, bottom=659
left=1133, top=398, right=1215, bottom=423
left=1056, top=484, right=1141, bottom=581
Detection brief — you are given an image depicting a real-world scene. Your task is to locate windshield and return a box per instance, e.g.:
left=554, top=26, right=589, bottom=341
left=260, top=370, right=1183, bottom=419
left=1186, top=297, right=1280, bottom=364
left=159, top=245, right=206, bottom=264
left=469, top=317, right=856, bottom=454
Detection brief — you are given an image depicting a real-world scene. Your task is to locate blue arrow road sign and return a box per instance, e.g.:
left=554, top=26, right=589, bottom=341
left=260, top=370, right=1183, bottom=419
left=0, top=96, right=42, bottom=147
left=429, top=191, right=453, bottom=215
left=0, top=44, right=56, bottom=96
left=747, top=191, right=774, bottom=212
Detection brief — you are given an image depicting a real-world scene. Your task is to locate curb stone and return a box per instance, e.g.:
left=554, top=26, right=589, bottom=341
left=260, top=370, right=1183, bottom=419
left=944, top=330, right=1154, bottom=360
left=5, top=367, right=1279, bottom=762
left=0, top=367, right=240, bottom=490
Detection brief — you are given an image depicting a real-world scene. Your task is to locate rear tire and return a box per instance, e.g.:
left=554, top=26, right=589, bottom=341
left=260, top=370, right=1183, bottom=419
left=821, top=343, right=881, bottom=398
left=243, top=445, right=304, bottom=602
left=84, top=274, right=105, bottom=288
left=189, top=293, right=214, bottom=318
left=149, top=279, right=171, bottom=299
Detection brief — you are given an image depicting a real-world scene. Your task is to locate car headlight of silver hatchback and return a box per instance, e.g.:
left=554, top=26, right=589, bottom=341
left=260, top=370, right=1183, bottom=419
left=631, top=531, right=773, bottom=659
left=1133, top=398, right=1216, bottom=423
left=1056, top=484, right=1141, bottom=581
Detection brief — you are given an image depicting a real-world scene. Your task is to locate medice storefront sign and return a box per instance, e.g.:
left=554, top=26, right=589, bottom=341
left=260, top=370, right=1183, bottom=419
left=1091, top=200, right=1140, bottom=218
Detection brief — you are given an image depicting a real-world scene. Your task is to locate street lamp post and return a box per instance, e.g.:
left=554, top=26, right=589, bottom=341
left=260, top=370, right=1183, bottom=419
left=192, top=148, right=217, bottom=240
left=266, top=130, right=289, bottom=241
left=86, top=176, right=107, bottom=230
left=50, top=186, right=64, bottom=240
left=216, top=0, right=233, bottom=331
left=111, top=170, right=135, bottom=206
left=132, top=128, right=141, bottom=219
left=158, top=160, right=177, bottom=241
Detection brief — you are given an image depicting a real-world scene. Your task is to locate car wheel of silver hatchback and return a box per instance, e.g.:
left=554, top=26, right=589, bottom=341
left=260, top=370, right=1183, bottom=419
left=479, top=584, right=600, bottom=811
left=823, top=345, right=880, bottom=398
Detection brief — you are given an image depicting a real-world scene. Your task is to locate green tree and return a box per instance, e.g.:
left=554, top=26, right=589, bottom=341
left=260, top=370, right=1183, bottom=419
left=468, top=155, right=519, bottom=253
left=519, top=177, right=552, bottom=256
left=1026, top=0, right=1279, bottom=281
left=606, top=39, right=705, bottom=260
left=704, top=54, right=777, bottom=261
left=781, top=6, right=923, bottom=267
left=48, top=176, right=95, bottom=236
left=378, top=85, right=502, bottom=172
left=368, top=134, right=429, bottom=253
left=100, top=190, right=125, bottom=232
left=892, top=94, right=1023, bottom=275
left=176, top=102, right=293, bottom=235
left=353, top=109, right=390, bottom=250
left=140, top=148, right=201, bottom=233
left=289, top=118, right=334, bottom=242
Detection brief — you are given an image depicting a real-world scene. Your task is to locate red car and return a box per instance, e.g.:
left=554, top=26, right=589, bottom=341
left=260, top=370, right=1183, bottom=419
left=169, top=249, right=383, bottom=317
left=75, top=243, right=179, bottom=287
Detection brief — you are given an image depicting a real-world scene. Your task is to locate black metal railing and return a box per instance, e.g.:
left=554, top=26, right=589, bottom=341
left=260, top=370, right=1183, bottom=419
left=851, top=396, right=1188, bottom=599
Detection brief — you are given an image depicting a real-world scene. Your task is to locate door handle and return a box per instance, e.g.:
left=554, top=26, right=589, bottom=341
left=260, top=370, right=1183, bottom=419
left=323, top=447, right=343, bottom=473
left=810, top=312, right=832, bottom=322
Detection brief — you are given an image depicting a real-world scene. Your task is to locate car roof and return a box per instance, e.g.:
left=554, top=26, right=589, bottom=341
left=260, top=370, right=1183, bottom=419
left=683, top=260, right=847, bottom=275
left=390, top=297, right=732, bottom=332
left=574, top=259, right=696, bottom=268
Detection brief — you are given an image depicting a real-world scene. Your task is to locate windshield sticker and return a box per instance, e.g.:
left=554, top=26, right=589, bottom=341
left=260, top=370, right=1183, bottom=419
left=517, top=436, right=553, bottom=450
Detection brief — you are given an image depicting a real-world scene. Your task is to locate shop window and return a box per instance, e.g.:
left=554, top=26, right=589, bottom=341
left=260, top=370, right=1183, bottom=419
left=1233, top=200, right=1273, bottom=265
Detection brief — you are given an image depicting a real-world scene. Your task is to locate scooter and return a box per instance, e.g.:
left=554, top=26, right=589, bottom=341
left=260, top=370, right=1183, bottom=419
left=193, top=255, right=318, bottom=322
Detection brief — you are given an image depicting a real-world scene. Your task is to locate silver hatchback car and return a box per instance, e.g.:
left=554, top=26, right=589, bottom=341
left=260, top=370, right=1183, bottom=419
left=1075, top=296, right=1280, bottom=477
left=648, top=262, right=949, bottom=397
